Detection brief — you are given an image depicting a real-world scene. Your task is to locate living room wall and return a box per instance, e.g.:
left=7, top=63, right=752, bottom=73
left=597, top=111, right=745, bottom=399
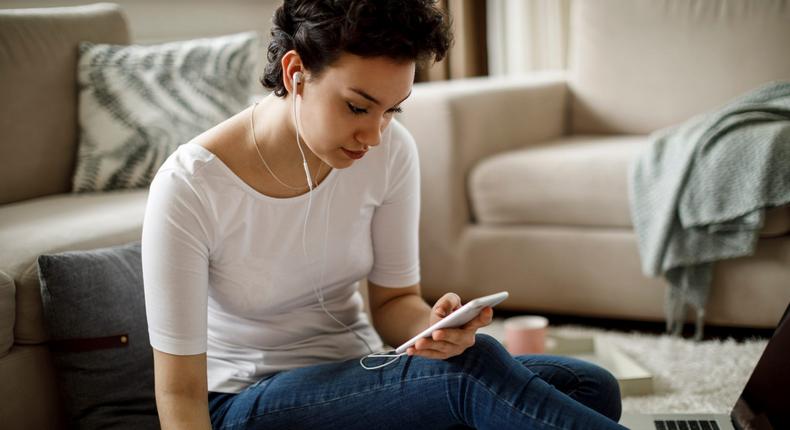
left=0, top=0, right=279, bottom=94
left=0, top=0, right=278, bottom=42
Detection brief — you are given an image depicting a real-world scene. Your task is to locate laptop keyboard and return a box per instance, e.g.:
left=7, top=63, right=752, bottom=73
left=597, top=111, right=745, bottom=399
left=654, top=420, right=720, bottom=430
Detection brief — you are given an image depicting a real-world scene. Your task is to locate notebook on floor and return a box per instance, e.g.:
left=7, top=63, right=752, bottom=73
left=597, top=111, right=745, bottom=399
left=621, top=302, right=790, bottom=430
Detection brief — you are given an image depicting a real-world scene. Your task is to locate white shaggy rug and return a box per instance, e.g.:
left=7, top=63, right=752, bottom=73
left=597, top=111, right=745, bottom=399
left=478, top=321, right=769, bottom=414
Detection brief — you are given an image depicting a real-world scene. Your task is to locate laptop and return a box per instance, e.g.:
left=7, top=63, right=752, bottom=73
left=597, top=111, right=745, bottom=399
left=621, top=302, right=790, bottom=430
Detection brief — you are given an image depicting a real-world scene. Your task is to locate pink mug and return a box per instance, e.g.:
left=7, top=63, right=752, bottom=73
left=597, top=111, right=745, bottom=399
left=504, top=316, right=548, bottom=355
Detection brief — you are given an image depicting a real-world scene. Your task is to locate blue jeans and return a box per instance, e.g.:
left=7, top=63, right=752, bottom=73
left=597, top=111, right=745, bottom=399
left=208, top=334, right=625, bottom=429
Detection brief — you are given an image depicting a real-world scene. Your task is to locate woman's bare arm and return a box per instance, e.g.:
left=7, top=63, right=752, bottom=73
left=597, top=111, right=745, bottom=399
left=152, top=348, right=212, bottom=430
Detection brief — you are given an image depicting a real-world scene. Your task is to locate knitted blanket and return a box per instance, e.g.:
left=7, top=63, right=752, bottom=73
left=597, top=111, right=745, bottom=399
left=628, top=81, right=790, bottom=340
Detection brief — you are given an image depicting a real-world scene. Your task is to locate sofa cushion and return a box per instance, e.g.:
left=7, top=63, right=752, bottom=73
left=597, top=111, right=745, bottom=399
left=72, top=32, right=259, bottom=193
left=469, top=135, right=644, bottom=228
left=37, top=241, right=158, bottom=429
left=469, top=135, right=790, bottom=235
left=0, top=3, right=130, bottom=205
left=0, top=345, right=64, bottom=430
left=0, top=190, right=147, bottom=344
left=568, top=0, right=790, bottom=135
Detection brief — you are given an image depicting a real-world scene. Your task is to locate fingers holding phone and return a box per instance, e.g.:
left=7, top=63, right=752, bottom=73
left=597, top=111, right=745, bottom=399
left=405, top=292, right=504, bottom=360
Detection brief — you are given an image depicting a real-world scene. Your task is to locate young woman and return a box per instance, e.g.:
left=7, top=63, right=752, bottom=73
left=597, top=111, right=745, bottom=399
left=142, top=1, right=626, bottom=428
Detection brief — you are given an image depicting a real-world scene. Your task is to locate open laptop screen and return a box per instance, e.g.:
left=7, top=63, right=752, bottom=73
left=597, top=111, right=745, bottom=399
left=731, top=303, right=790, bottom=430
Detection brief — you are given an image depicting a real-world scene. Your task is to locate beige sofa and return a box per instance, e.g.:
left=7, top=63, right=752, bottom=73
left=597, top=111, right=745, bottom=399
left=0, top=4, right=147, bottom=428
left=398, top=0, right=790, bottom=328
left=1, top=1, right=789, bottom=428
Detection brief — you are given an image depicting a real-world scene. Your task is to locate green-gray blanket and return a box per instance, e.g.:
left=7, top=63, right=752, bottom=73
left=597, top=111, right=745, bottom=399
left=628, top=81, right=790, bottom=340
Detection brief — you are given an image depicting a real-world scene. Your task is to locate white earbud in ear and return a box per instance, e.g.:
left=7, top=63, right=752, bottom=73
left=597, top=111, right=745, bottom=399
left=291, top=70, right=313, bottom=190
left=293, top=71, right=303, bottom=89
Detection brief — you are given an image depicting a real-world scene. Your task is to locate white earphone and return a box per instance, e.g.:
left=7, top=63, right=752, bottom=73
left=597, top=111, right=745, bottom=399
left=291, top=71, right=314, bottom=191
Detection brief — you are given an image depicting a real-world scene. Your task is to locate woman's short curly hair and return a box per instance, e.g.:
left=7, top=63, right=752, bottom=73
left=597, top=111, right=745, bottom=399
left=261, top=0, right=452, bottom=97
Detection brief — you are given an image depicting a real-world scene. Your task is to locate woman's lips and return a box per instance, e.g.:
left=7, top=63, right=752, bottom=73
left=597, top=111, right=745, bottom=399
left=342, top=148, right=366, bottom=160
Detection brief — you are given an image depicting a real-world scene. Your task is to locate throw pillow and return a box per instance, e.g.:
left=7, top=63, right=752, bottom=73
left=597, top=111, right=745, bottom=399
left=72, top=32, right=259, bottom=192
left=37, top=241, right=158, bottom=429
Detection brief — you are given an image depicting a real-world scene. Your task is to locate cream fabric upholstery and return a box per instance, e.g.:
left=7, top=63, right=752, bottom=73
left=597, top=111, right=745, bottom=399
left=401, top=73, right=790, bottom=325
left=1, top=6, right=135, bottom=427
left=470, top=136, right=790, bottom=234
left=466, top=226, right=668, bottom=319
left=470, top=135, right=644, bottom=228
left=0, top=190, right=147, bottom=344
left=0, top=271, right=13, bottom=358
left=569, top=0, right=790, bottom=134
left=0, top=190, right=147, bottom=278
left=0, top=345, right=63, bottom=428
left=0, top=3, right=136, bottom=429
left=400, top=0, right=790, bottom=327
left=466, top=225, right=790, bottom=328
left=399, top=71, right=568, bottom=292
left=0, top=3, right=130, bottom=205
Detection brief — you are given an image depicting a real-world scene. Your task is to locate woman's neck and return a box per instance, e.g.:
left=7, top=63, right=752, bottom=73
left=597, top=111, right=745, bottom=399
left=252, top=93, right=325, bottom=174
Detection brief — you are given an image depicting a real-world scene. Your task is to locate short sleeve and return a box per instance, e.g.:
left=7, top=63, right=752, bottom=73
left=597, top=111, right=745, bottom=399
left=368, top=123, right=421, bottom=287
left=142, top=168, right=213, bottom=355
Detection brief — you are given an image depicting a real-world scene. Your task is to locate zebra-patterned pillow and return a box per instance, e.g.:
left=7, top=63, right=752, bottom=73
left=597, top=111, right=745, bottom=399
left=72, top=32, right=259, bottom=192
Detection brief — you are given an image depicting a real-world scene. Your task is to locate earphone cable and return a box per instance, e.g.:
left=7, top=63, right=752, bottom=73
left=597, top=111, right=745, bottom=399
left=250, top=101, right=322, bottom=191
left=300, top=167, right=404, bottom=369
left=309, top=173, right=407, bottom=370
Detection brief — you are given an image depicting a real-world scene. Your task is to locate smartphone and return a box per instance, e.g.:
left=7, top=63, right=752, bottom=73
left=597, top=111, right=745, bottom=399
left=395, top=291, right=509, bottom=354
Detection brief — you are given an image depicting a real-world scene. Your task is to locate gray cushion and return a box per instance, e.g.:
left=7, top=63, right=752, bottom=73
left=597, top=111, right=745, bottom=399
left=72, top=32, right=259, bottom=192
left=37, top=241, right=158, bottom=429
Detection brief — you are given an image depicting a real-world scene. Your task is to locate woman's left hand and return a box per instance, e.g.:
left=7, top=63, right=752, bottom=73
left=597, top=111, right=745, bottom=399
left=406, top=292, right=494, bottom=360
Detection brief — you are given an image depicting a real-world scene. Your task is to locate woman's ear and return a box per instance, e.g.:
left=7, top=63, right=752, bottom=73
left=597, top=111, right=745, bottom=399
left=281, top=50, right=304, bottom=96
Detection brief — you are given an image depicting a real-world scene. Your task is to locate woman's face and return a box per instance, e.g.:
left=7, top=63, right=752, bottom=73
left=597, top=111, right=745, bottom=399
left=296, top=53, right=415, bottom=169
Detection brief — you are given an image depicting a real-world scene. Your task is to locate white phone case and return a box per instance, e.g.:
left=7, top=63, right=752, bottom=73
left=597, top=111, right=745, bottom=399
left=395, top=291, right=509, bottom=354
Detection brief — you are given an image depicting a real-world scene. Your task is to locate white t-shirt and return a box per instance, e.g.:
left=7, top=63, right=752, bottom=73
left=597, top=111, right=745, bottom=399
left=142, top=119, right=420, bottom=393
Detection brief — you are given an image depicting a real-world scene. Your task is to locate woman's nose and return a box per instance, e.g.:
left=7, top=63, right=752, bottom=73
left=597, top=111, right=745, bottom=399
left=356, top=118, right=387, bottom=147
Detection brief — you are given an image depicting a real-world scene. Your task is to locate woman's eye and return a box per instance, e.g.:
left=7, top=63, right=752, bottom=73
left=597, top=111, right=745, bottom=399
left=347, top=102, right=367, bottom=115
left=347, top=102, right=404, bottom=116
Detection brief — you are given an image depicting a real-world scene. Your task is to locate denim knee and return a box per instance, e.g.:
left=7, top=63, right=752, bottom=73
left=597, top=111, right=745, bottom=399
left=468, top=333, right=513, bottom=360
left=450, top=333, right=506, bottom=357
left=472, top=333, right=502, bottom=349
left=582, top=363, right=622, bottom=422
left=468, top=334, right=622, bottom=420
left=447, top=333, right=512, bottom=371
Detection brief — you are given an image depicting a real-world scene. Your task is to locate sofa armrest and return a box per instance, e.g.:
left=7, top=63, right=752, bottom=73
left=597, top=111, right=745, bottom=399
left=0, top=270, right=13, bottom=358
left=398, top=71, right=568, bottom=296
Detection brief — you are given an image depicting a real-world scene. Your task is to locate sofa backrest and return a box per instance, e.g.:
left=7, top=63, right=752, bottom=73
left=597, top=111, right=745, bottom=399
left=568, top=0, right=790, bottom=135
left=0, top=3, right=130, bottom=205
